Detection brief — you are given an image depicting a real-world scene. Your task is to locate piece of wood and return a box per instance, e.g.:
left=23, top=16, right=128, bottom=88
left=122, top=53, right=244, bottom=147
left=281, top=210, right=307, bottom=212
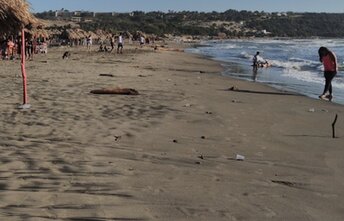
left=332, top=114, right=338, bottom=138
left=90, top=88, right=139, bottom=95
left=99, top=74, right=114, bottom=77
left=21, top=29, right=28, bottom=105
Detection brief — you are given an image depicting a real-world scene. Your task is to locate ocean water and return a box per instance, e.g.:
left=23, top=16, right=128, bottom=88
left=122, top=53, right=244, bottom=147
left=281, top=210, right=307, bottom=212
left=187, top=39, right=344, bottom=105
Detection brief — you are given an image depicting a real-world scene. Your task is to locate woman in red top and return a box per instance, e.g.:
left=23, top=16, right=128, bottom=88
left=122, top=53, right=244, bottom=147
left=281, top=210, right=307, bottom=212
left=318, top=47, right=337, bottom=101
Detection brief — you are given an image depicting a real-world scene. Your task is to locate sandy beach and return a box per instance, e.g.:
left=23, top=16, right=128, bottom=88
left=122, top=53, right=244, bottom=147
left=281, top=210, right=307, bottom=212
left=0, top=43, right=343, bottom=220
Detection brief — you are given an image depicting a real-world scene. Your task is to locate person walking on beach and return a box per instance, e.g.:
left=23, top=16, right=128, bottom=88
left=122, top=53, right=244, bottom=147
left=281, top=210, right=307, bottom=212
left=110, top=34, right=115, bottom=52
left=86, top=35, right=92, bottom=51
left=139, top=35, right=145, bottom=47
left=117, top=33, right=124, bottom=54
left=318, top=47, right=337, bottom=101
left=25, top=37, right=34, bottom=60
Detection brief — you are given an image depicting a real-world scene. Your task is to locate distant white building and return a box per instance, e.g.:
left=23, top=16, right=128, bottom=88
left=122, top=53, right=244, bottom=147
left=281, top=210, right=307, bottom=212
left=54, top=8, right=72, bottom=18
left=71, top=17, right=82, bottom=22
left=55, top=10, right=62, bottom=17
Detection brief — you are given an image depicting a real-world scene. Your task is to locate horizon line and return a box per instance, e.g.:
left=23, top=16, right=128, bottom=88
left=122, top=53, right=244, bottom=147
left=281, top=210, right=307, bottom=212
left=33, top=8, right=344, bottom=14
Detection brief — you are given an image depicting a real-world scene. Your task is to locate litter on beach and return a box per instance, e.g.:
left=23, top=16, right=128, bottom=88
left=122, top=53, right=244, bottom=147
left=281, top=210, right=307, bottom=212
left=235, top=154, right=245, bottom=161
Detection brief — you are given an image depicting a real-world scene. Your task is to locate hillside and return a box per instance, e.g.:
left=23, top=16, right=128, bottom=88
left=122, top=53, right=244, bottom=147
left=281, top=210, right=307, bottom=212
left=35, top=10, right=344, bottom=38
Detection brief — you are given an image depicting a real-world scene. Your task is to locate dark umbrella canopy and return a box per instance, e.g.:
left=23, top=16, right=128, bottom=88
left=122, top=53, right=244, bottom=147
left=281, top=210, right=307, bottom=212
left=0, top=0, right=38, bottom=33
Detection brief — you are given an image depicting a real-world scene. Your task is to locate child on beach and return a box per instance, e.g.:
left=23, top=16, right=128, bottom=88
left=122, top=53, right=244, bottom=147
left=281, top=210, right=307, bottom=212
left=318, top=47, right=337, bottom=101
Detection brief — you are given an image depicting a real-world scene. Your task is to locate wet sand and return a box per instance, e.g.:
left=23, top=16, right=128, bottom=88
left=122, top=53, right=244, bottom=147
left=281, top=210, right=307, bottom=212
left=0, top=44, right=343, bottom=221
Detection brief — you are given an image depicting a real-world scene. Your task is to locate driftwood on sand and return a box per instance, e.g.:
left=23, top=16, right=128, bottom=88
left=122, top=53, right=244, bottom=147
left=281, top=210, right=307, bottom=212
left=332, top=114, right=338, bottom=138
left=90, top=88, right=139, bottom=95
left=99, top=74, right=115, bottom=77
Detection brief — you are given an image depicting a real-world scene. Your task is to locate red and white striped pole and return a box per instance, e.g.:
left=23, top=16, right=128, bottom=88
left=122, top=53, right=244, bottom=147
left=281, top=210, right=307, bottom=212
left=19, top=29, right=30, bottom=109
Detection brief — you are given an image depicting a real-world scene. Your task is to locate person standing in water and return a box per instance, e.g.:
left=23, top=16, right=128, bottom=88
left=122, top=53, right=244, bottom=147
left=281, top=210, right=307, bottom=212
left=252, top=51, right=261, bottom=68
left=253, top=51, right=270, bottom=68
left=318, top=47, right=338, bottom=101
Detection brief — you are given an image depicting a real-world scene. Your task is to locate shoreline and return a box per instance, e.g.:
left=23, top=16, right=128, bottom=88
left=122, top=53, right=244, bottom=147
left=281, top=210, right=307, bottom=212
left=195, top=51, right=344, bottom=109
left=0, top=44, right=343, bottom=220
left=186, top=39, right=344, bottom=106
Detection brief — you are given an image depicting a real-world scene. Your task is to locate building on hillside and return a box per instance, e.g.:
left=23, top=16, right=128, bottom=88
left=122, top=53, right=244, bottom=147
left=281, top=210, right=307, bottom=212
left=55, top=8, right=72, bottom=18
left=71, top=17, right=82, bottom=22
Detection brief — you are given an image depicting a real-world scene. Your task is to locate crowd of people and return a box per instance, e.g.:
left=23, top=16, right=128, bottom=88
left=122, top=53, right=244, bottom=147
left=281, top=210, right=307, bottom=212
left=1, top=37, right=20, bottom=60
left=98, top=33, right=152, bottom=54
left=0, top=35, right=48, bottom=61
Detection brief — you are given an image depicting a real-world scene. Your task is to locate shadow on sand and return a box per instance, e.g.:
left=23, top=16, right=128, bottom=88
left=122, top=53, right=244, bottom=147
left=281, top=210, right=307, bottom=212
left=284, top=134, right=338, bottom=138
left=225, top=88, right=302, bottom=96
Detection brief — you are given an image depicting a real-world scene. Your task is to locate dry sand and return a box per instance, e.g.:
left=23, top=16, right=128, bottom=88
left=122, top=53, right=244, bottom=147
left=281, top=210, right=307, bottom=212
left=0, top=43, right=343, bottom=221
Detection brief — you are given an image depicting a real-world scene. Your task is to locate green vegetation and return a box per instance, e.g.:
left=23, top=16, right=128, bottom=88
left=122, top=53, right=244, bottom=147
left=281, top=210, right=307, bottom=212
left=35, top=10, right=344, bottom=37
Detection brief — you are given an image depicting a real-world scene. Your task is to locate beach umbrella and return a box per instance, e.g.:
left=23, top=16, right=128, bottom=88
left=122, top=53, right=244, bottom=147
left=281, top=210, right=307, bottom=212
left=87, top=31, right=98, bottom=39
left=0, top=0, right=38, bottom=109
left=75, top=28, right=87, bottom=39
left=30, top=27, right=49, bottom=39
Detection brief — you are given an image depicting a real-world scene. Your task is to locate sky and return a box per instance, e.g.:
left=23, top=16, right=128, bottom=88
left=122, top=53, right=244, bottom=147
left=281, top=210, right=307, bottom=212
left=28, top=0, right=344, bottom=13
